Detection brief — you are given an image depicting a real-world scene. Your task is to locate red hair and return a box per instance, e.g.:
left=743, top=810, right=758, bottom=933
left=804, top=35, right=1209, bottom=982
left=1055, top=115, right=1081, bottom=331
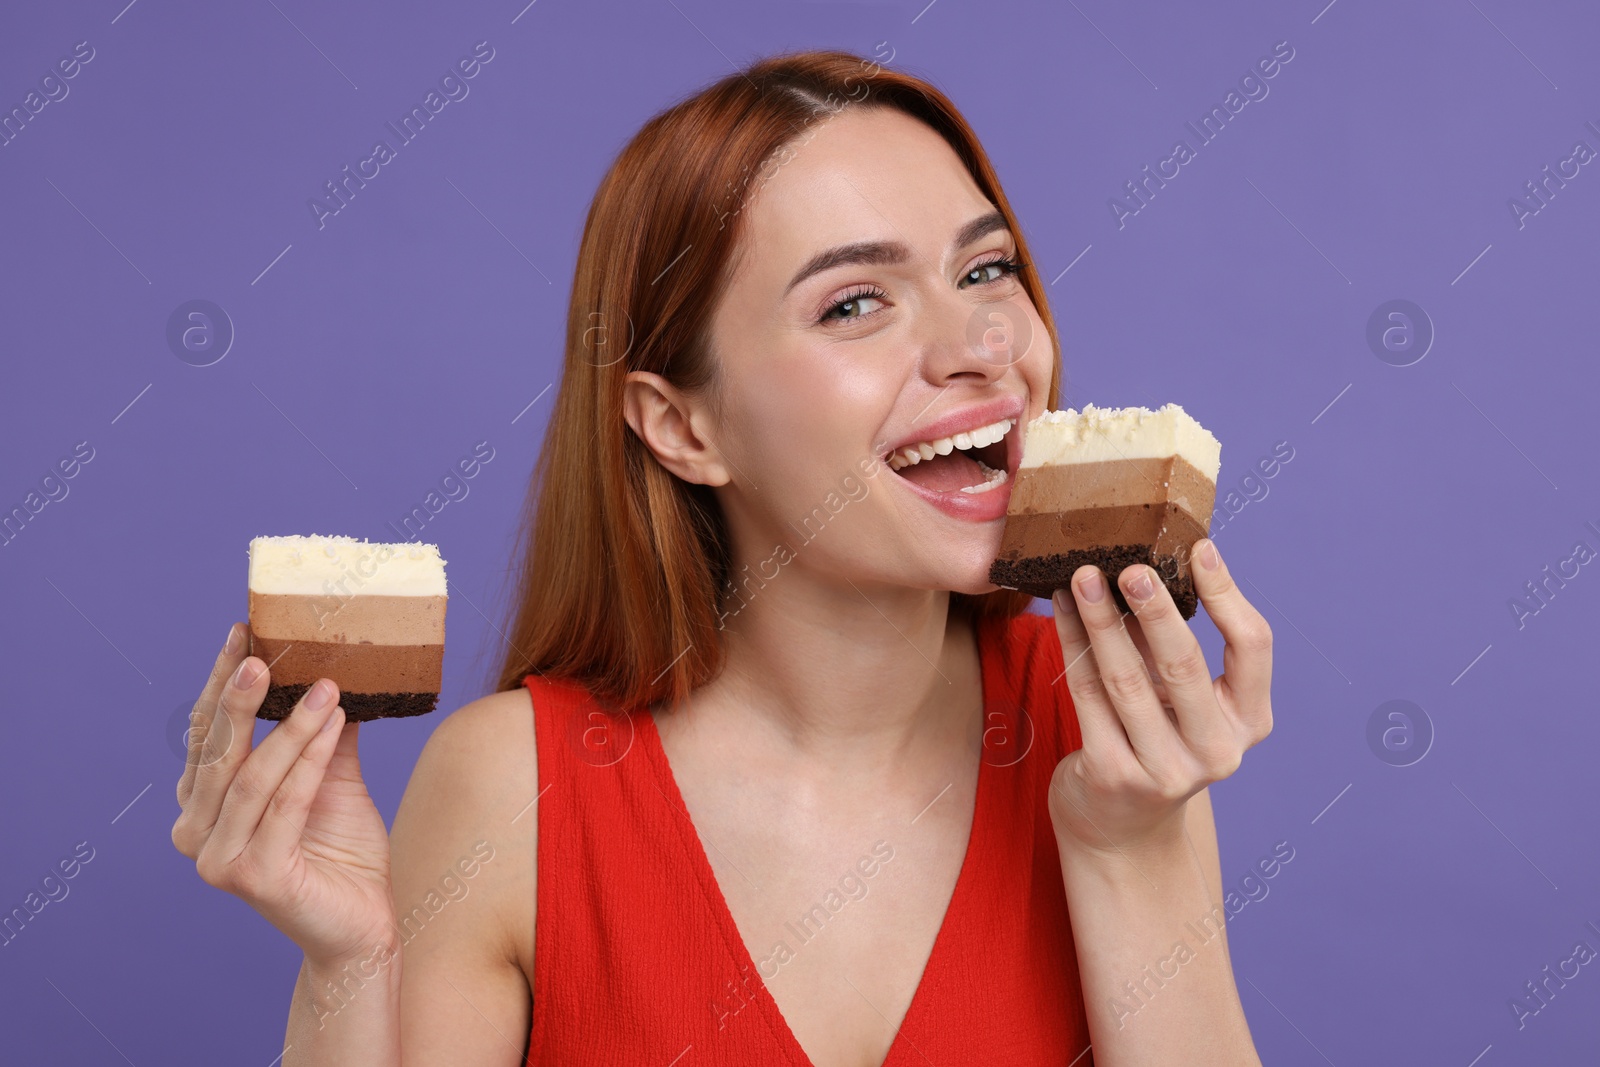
left=493, top=49, right=1063, bottom=708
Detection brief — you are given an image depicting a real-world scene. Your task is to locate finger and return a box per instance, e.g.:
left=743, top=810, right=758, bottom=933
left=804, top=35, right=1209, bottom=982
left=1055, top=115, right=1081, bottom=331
left=323, top=716, right=364, bottom=786
left=1191, top=539, right=1273, bottom=726
left=1051, top=585, right=1134, bottom=764
left=1068, top=564, right=1180, bottom=770
left=244, top=704, right=346, bottom=866
left=203, top=679, right=341, bottom=867
left=178, top=623, right=249, bottom=806
left=1123, top=621, right=1173, bottom=710
left=180, top=655, right=268, bottom=842
left=1118, top=562, right=1228, bottom=757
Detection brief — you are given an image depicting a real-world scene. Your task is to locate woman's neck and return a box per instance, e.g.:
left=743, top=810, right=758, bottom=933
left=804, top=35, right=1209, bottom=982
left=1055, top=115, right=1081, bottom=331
left=667, top=574, right=983, bottom=777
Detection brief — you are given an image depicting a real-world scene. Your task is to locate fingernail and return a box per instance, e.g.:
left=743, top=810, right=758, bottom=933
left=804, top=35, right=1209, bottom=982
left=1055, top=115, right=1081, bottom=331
left=1053, top=588, right=1074, bottom=615
left=232, top=659, right=261, bottom=689
left=223, top=624, right=242, bottom=656
left=1077, top=569, right=1105, bottom=604
left=1199, top=540, right=1220, bottom=571
left=320, top=705, right=344, bottom=732
left=305, top=679, right=334, bottom=712
left=1126, top=566, right=1155, bottom=602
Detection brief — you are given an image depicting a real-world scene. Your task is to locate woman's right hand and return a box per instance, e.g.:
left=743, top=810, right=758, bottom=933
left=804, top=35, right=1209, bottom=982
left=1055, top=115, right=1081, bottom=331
left=172, top=623, right=399, bottom=968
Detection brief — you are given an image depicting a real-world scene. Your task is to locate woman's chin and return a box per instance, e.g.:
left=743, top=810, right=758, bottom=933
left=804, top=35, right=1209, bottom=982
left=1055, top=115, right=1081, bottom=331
left=938, top=548, right=1009, bottom=597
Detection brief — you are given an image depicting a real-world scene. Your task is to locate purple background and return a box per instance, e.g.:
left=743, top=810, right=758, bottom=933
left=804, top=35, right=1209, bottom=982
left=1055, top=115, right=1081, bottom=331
left=3, top=0, right=1597, bottom=1061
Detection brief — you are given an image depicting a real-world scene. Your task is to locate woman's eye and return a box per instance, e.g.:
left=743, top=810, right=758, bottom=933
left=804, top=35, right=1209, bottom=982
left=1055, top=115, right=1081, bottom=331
left=821, top=291, right=885, bottom=322
left=960, top=257, right=1021, bottom=288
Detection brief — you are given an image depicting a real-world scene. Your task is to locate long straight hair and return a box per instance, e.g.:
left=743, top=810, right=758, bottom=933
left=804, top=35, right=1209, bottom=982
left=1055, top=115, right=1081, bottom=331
left=493, top=49, right=1062, bottom=708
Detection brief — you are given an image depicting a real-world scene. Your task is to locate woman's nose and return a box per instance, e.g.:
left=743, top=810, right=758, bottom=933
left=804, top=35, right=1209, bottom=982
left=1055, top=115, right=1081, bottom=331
left=918, top=291, right=1036, bottom=382
left=966, top=297, right=1035, bottom=371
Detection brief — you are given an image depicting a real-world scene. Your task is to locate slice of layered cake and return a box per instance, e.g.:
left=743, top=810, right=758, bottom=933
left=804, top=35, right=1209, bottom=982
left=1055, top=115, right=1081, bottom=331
left=247, top=534, right=447, bottom=721
left=988, top=404, right=1220, bottom=619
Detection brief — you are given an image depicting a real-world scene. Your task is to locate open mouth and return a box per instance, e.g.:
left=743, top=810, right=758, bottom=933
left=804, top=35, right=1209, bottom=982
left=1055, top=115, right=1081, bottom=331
left=884, top=416, right=1015, bottom=495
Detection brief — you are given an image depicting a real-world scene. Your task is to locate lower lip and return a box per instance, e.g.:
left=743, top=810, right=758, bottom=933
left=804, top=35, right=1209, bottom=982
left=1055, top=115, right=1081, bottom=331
left=882, top=422, right=1022, bottom=522
left=888, top=472, right=1013, bottom=521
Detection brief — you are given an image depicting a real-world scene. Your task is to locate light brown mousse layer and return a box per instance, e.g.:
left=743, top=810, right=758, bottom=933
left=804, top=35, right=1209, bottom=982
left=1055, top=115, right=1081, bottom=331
left=248, top=590, right=445, bottom=645
left=1005, top=455, right=1216, bottom=525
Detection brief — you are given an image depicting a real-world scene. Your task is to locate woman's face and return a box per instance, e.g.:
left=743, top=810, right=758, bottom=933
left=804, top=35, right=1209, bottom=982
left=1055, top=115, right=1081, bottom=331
left=700, top=106, right=1054, bottom=599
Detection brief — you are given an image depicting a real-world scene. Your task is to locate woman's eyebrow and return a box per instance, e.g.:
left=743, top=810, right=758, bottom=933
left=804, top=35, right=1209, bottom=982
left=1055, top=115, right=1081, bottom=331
left=951, top=209, right=1009, bottom=255
left=782, top=209, right=1009, bottom=296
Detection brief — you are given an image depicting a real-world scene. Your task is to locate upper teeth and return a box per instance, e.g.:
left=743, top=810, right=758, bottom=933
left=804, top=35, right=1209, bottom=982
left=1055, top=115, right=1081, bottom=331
left=886, top=417, right=1015, bottom=471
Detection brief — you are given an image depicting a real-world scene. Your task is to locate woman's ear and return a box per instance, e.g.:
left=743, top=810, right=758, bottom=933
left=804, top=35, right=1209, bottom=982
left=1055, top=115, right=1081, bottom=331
left=622, top=371, right=731, bottom=487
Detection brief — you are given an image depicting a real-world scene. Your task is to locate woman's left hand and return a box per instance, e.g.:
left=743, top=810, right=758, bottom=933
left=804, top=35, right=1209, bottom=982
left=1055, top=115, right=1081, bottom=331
left=1045, top=537, right=1274, bottom=857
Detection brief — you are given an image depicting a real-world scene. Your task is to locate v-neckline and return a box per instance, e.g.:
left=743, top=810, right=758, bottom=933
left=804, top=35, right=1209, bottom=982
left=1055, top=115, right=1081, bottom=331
left=637, top=612, right=1000, bottom=1067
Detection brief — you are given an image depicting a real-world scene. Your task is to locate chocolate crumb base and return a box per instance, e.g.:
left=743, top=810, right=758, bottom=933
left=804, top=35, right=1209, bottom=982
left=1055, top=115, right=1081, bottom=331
left=989, top=548, right=1199, bottom=620
left=257, top=684, right=440, bottom=722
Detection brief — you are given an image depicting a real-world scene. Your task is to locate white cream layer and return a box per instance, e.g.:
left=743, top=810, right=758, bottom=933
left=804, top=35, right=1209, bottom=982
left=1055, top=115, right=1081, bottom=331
left=1018, top=404, right=1221, bottom=481
left=248, top=534, right=447, bottom=597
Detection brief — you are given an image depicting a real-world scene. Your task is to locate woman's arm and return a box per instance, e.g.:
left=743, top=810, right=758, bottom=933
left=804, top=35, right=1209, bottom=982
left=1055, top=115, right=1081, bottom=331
left=283, top=688, right=539, bottom=1064
left=1055, top=790, right=1256, bottom=1065
left=1047, top=538, right=1273, bottom=1066
left=1185, top=786, right=1232, bottom=962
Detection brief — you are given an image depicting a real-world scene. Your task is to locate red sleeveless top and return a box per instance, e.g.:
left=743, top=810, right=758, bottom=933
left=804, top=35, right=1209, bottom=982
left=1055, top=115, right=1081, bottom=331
left=522, top=610, right=1093, bottom=1065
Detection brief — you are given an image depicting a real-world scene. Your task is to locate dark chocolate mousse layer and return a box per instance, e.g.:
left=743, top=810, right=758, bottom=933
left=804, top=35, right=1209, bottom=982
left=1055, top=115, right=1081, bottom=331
left=988, top=503, right=1208, bottom=617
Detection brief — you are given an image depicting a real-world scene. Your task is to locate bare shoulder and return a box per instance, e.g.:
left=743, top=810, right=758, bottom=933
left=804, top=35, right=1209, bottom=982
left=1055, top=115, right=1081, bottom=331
left=404, top=686, right=539, bottom=805
left=389, top=686, right=539, bottom=1061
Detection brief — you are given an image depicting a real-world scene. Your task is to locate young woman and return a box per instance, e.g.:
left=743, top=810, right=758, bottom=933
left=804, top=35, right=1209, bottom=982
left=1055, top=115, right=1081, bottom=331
left=172, top=50, right=1273, bottom=1066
